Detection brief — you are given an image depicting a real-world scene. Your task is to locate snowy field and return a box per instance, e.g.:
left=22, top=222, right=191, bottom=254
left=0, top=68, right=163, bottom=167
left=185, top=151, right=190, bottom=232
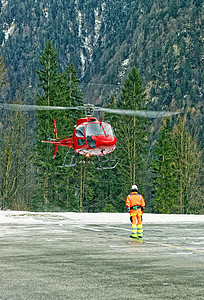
left=0, top=211, right=203, bottom=300
left=1, top=210, right=204, bottom=225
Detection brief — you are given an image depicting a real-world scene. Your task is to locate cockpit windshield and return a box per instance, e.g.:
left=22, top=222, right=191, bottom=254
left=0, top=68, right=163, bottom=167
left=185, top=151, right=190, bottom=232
left=86, top=122, right=115, bottom=137
left=86, top=123, right=104, bottom=136
left=75, top=126, right=85, bottom=137
left=102, top=123, right=114, bottom=136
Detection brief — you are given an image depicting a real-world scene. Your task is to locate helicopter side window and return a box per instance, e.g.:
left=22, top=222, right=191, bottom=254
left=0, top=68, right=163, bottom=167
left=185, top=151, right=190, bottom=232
left=86, top=123, right=104, bottom=136
left=78, top=139, right=85, bottom=146
left=75, top=126, right=85, bottom=137
left=102, top=123, right=114, bottom=136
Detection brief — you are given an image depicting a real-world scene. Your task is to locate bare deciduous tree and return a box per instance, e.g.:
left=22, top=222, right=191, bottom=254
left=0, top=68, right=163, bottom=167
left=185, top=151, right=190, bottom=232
left=0, top=100, right=35, bottom=210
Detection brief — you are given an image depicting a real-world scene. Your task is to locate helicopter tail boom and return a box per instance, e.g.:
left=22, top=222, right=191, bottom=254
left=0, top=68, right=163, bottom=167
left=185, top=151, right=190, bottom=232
left=41, top=119, right=74, bottom=159
left=42, top=138, right=73, bottom=159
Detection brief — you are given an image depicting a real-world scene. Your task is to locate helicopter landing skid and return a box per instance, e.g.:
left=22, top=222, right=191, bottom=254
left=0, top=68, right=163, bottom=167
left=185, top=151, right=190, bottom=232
left=96, top=155, right=119, bottom=170
left=60, top=150, right=79, bottom=168
left=59, top=150, right=119, bottom=169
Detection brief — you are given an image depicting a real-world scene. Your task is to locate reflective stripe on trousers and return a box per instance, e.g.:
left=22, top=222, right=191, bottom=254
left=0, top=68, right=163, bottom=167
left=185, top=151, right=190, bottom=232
left=137, top=224, right=143, bottom=238
left=131, top=224, right=137, bottom=238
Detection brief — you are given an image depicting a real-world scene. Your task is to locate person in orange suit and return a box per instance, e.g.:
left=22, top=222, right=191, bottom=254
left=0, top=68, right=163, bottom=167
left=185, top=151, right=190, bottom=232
left=126, top=185, right=145, bottom=239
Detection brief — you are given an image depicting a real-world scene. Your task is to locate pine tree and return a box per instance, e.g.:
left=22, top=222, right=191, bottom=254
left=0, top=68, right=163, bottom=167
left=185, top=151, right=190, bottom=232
left=152, top=118, right=179, bottom=213
left=0, top=54, right=9, bottom=98
left=50, top=63, right=84, bottom=211
left=35, top=40, right=60, bottom=208
left=112, top=67, right=150, bottom=203
left=57, top=63, right=83, bottom=134
left=172, top=116, right=204, bottom=214
left=34, top=40, right=84, bottom=211
left=152, top=115, right=204, bottom=214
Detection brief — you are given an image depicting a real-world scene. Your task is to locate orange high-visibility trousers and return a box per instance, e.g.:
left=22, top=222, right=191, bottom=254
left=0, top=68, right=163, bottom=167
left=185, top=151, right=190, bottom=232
left=126, top=192, right=145, bottom=238
left=130, top=210, right=143, bottom=238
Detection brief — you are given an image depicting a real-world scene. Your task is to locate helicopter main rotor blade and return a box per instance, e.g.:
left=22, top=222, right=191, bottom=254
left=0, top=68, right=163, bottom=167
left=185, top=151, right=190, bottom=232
left=0, top=103, right=180, bottom=118
left=0, top=103, right=81, bottom=111
left=96, top=107, right=180, bottom=118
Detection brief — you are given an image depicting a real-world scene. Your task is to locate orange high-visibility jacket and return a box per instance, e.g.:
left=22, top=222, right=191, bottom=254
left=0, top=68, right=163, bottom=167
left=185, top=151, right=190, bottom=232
left=126, top=192, right=145, bottom=213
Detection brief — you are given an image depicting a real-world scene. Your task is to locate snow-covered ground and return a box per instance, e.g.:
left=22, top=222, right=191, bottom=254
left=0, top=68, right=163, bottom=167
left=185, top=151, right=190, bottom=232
left=0, top=210, right=203, bottom=300
left=0, top=210, right=204, bottom=225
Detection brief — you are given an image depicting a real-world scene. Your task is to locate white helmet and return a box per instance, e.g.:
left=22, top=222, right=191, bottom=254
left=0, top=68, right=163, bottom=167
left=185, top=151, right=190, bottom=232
left=131, top=185, right=138, bottom=191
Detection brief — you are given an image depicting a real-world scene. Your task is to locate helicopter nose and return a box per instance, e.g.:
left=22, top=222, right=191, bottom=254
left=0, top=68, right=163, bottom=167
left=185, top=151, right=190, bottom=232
left=93, top=135, right=116, bottom=147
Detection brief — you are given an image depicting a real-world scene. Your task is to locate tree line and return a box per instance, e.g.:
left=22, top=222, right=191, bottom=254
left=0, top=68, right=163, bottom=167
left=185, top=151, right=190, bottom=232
left=0, top=41, right=203, bottom=214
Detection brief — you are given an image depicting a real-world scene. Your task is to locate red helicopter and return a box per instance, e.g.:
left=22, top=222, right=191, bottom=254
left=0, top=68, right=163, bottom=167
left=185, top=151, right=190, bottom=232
left=0, top=103, right=180, bottom=169
left=43, top=116, right=118, bottom=169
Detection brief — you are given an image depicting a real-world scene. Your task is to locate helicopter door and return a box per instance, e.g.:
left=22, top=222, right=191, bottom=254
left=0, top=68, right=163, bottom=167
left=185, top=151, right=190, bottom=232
left=86, top=123, right=104, bottom=148
left=75, top=126, right=85, bottom=146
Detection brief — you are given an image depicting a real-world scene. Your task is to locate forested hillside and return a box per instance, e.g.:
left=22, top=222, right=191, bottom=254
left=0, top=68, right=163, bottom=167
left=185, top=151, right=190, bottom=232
left=0, top=0, right=203, bottom=213
left=0, top=0, right=203, bottom=144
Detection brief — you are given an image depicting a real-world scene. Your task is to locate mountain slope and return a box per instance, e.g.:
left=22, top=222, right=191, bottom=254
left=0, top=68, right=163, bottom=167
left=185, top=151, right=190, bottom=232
left=0, top=0, right=203, bottom=142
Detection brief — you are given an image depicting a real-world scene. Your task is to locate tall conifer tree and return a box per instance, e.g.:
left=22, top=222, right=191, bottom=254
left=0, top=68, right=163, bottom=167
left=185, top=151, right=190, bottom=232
left=172, top=116, right=204, bottom=214
left=35, top=40, right=60, bottom=207
left=0, top=54, right=9, bottom=97
left=113, top=67, right=149, bottom=202
left=152, top=115, right=203, bottom=214
left=152, top=118, right=178, bottom=213
left=34, top=41, right=83, bottom=211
